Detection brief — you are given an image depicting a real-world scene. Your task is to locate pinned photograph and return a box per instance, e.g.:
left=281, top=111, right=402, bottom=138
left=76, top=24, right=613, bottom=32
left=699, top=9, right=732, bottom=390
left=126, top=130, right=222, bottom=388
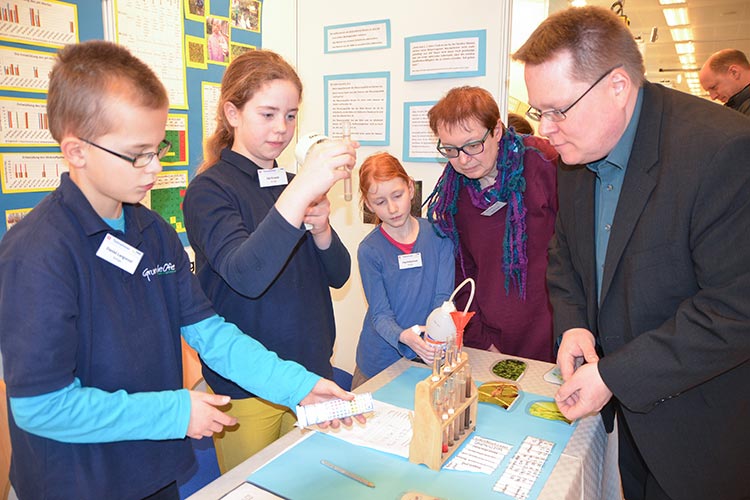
left=230, top=0, right=261, bottom=32
left=206, top=17, right=230, bottom=64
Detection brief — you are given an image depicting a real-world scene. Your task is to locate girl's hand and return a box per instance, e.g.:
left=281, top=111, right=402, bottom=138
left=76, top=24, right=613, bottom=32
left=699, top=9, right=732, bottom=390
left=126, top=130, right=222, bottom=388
left=298, top=379, right=367, bottom=428
left=275, top=138, right=359, bottom=228
left=304, top=195, right=333, bottom=249
left=304, top=195, right=331, bottom=235
left=297, top=138, right=359, bottom=199
left=399, top=325, right=435, bottom=363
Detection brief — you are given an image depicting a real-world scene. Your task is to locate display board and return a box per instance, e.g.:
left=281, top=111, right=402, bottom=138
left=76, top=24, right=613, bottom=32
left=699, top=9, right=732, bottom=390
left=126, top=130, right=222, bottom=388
left=0, top=0, right=263, bottom=242
left=293, top=0, right=512, bottom=370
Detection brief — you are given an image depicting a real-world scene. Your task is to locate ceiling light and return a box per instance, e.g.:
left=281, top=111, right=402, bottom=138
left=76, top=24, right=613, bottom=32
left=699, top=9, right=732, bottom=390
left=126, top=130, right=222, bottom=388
left=675, top=42, right=695, bottom=55
left=670, top=27, right=693, bottom=42
left=679, top=54, right=696, bottom=66
left=663, top=7, right=689, bottom=27
left=570, top=0, right=587, bottom=6
left=659, top=0, right=686, bottom=4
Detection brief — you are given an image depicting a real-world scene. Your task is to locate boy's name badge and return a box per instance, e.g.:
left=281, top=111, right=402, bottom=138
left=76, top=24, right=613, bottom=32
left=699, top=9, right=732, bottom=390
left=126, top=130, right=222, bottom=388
left=398, top=252, right=423, bottom=270
left=258, top=168, right=288, bottom=187
left=96, top=234, right=143, bottom=274
left=481, top=201, right=507, bottom=216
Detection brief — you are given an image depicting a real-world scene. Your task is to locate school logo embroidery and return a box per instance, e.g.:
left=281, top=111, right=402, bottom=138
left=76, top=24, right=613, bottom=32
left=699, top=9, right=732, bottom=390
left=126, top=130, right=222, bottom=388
left=142, top=262, right=177, bottom=282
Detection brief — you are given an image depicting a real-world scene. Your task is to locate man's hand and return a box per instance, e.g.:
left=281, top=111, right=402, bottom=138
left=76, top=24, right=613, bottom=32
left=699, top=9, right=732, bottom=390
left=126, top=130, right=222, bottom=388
left=556, top=328, right=599, bottom=382
left=555, top=361, right=613, bottom=420
left=187, top=391, right=237, bottom=439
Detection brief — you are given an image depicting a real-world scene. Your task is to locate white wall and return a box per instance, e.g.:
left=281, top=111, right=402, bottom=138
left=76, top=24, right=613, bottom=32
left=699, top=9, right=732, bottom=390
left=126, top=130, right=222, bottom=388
left=508, top=0, right=549, bottom=106
left=262, top=1, right=545, bottom=375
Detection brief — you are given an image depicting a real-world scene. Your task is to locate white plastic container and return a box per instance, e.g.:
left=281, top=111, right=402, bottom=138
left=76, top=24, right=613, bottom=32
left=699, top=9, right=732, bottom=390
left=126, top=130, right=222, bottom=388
left=424, top=300, right=457, bottom=352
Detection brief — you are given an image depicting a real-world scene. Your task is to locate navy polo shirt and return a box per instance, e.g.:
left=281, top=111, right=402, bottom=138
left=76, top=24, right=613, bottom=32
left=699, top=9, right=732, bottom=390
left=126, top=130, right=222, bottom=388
left=183, top=149, right=350, bottom=399
left=0, top=173, right=215, bottom=499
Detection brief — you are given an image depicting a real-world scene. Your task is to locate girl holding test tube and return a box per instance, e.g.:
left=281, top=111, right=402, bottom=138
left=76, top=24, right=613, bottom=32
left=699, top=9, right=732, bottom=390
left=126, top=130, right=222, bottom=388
left=183, top=50, right=357, bottom=473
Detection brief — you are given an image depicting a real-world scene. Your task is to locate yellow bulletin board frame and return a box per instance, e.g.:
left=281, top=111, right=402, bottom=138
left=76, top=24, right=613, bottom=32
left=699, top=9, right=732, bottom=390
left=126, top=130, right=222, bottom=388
left=0, top=96, right=56, bottom=147
left=164, top=113, right=190, bottom=166
left=0, top=152, right=67, bottom=194
left=229, top=40, right=256, bottom=62
left=206, top=15, right=231, bottom=67
left=230, top=0, right=262, bottom=34
left=185, top=34, right=208, bottom=70
left=201, top=81, right=222, bottom=142
left=184, top=0, right=209, bottom=22
left=5, top=207, right=32, bottom=231
left=0, top=45, right=56, bottom=93
left=150, top=169, right=189, bottom=233
left=0, top=0, right=79, bottom=49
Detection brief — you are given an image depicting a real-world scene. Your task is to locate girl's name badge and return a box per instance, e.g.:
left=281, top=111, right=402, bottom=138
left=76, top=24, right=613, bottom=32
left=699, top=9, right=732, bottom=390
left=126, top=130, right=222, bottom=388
left=398, top=252, right=423, bottom=270
left=258, top=168, right=288, bottom=187
left=481, top=201, right=507, bottom=216
left=96, top=234, right=143, bottom=274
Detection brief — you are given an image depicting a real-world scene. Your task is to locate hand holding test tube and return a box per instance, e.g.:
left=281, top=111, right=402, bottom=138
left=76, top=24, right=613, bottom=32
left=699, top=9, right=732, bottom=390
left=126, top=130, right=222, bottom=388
left=294, top=123, right=357, bottom=203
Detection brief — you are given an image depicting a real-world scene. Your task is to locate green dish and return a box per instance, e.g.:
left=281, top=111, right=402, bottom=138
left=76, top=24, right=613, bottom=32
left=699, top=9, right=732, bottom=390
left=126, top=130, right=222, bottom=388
left=490, top=358, right=527, bottom=381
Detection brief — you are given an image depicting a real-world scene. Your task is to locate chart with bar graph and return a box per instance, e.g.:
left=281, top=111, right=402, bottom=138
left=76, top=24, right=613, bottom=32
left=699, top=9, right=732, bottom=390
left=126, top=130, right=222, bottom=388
left=0, top=0, right=78, bottom=48
left=1, top=152, right=67, bottom=193
left=0, top=96, right=55, bottom=146
left=0, top=45, right=55, bottom=92
left=5, top=206, right=31, bottom=230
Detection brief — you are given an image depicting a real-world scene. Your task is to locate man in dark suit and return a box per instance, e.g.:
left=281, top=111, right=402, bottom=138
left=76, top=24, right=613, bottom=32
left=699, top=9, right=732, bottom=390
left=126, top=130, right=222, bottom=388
left=513, top=6, right=750, bottom=500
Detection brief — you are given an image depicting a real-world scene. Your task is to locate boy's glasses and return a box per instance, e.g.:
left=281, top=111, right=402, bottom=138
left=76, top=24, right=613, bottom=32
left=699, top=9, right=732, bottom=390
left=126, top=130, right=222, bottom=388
left=436, top=128, right=492, bottom=159
left=525, top=65, right=623, bottom=122
left=79, top=137, right=172, bottom=168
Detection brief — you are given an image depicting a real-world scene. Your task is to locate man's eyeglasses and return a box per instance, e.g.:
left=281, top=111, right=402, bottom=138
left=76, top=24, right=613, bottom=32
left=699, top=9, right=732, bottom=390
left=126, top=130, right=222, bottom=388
left=437, top=128, right=492, bottom=159
left=525, top=65, right=623, bottom=122
left=79, top=137, right=172, bottom=168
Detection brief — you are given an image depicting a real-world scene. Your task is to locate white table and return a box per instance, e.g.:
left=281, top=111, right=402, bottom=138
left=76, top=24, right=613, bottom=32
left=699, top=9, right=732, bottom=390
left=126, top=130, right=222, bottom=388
left=188, top=348, right=623, bottom=500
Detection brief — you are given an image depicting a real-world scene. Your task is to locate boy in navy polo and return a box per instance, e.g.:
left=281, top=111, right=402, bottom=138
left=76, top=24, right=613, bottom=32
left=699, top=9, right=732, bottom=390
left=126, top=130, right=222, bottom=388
left=0, top=41, right=359, bottom=500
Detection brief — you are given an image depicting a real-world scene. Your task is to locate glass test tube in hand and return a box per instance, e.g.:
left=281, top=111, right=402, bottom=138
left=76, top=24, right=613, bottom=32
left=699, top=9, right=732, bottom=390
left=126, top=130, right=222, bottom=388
left=341, top=121, right=352, bottom=201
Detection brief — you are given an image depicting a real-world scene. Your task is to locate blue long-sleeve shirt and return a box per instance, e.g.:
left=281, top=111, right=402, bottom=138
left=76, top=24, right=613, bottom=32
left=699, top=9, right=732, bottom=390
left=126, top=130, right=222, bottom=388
left=10, top=314, right=319, bottom=442
left=355, top=218, right=455, bottom=378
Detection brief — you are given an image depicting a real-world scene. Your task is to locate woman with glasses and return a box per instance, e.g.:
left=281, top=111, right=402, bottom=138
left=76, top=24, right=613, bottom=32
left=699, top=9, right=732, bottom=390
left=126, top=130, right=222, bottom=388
left=425, top=86, right=559, bottom=362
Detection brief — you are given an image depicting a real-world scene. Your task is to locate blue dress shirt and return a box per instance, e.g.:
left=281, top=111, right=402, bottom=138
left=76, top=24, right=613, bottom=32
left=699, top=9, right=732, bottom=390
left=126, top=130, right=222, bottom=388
left=587, top=88, right=644, bottom=301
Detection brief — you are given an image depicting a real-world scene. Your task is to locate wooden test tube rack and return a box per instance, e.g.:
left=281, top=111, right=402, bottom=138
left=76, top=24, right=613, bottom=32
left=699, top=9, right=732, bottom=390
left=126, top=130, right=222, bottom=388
left=408, top=351, right=478, bottom=470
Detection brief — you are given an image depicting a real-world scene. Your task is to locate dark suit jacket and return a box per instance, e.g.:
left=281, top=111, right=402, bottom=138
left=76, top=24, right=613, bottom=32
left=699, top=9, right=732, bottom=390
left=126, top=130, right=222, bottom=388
left=547, top=81, right=750, bottom=500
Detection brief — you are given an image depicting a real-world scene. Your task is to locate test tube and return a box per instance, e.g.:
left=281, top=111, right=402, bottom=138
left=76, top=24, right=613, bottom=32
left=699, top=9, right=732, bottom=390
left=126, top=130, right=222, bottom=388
left=444, top=379, right=454, bottom=447
left=455, top=370, right=466, bottom=437
left=342, top=121, right=352, bottom=201
left=451, top=342, right=459, bottom=369
left=443, top=339, right=454, bottom=374
left=431, top=345, right=442, bottom=382
left=463, top=365, right=472, bottom=430
left=442, top=416, right=450, bottom=455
